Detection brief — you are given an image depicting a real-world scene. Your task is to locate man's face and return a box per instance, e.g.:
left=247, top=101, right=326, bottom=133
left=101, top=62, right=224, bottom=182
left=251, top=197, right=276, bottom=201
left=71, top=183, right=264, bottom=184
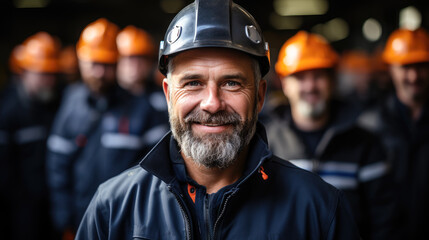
left=21, top=70, right=58, bottom=103
left=163, top=48, right=266, bottom=169
left=79, top=60, right=117, bottom=95
left=389, top=62, right=429, bottom=106
left=117, top=55, right=154, bottom=87
left=282, top=69, right=333, bottom=119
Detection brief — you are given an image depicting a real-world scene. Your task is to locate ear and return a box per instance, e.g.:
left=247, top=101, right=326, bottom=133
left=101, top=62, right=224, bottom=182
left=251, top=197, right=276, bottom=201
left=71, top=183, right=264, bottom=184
left=257, top=79, right=267, bottom=113
left=162, top=78, right=170, bottom=105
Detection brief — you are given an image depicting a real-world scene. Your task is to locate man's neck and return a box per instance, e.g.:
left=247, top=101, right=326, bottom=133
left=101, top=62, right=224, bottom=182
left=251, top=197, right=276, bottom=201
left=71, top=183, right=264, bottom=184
left=120, top=81, right=145, bottom=96
left=181, top=146, right=248, bottom=194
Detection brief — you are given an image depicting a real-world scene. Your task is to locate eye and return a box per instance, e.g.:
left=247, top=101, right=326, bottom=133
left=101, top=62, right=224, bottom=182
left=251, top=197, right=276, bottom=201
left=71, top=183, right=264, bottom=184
left=223, top=80, right=242, bottom=90
left=184, top=81, right=201, bottom=87
left=226, top=81, right=239, bottom=86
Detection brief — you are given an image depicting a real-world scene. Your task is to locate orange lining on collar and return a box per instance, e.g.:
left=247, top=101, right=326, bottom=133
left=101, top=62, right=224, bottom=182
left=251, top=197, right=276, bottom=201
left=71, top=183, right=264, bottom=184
left=187, top=183, right=196, bottom=203
left=259, top=166, right=269, bottom=180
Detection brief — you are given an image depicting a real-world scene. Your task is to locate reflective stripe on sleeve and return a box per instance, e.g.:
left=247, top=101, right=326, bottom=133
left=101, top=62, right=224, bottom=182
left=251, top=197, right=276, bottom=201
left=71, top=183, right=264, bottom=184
left=321, top=175, right=358, bottom=189
left=47, top=135, right=76, bottom=154
left=358, top=161, right=388, bottom=182
left=14, top=126, right=47, bottom=144
left=142, top=125, right=169, bottom=146
left=318, top=162, right=359, bottom=190
left=319, top=162, right=358, bottom=174
left=101, top=133, right=142, bottom=149
left=288, top=159, right=313, bottom=171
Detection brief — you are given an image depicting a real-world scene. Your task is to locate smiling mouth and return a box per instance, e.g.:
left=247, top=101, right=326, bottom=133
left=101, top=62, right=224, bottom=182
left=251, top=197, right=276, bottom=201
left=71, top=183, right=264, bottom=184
left=195, top=122, right=231, bottom=127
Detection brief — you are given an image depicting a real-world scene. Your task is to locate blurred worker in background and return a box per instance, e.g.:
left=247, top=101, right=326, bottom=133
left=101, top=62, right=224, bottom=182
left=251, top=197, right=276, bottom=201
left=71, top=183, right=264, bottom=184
left=116, top=25, right=156, bottom=95
left=266, top=31, right=396, bottom=239
left=371, top=46, right=394, bottom=98
left=116, top=25, right=168, bottom=118
left=359, top=27, right=429, bottom=239
left=337, top=50, right=378, bottom=111
left=46, top=18, right=168, bottom=238
left=7, top=44, right=25, bottom=84
left=0, top=31, right=62, bottom=240
left=59, top=45, right=80, bottom=85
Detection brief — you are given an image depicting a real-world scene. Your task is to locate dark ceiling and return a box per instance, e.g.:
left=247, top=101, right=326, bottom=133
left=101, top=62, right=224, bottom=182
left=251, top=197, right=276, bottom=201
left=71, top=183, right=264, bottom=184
left=1, top=0, right=428, bottom=74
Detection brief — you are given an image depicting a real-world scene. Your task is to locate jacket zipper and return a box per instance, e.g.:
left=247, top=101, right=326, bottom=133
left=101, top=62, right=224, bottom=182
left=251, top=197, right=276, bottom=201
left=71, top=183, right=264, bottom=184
left=212, top=190, right=236, bottom=240
left=168, top=185, right=192, bottom=240
left=204, top=194, right=212, bottom=240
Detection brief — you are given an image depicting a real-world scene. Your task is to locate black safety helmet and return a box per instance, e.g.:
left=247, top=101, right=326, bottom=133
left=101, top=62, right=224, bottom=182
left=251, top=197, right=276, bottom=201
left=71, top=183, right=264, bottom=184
left=158, top=0, right=270, bottom=77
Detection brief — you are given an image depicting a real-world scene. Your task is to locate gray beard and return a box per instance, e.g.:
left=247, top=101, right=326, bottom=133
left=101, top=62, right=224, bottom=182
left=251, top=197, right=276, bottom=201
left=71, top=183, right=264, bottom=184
left=296, top=100, right=327, bottom=119
left=169, top=106, right=257, bottom=169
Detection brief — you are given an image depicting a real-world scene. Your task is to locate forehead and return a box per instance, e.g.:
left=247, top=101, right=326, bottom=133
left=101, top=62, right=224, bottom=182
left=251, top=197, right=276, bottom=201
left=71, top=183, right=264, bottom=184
left=171, top=48, right=253, bottom=74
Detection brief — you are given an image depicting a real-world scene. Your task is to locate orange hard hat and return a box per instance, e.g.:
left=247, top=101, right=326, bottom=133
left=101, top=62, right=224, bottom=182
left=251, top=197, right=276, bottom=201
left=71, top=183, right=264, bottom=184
left=372, top=46, right=388, bottom=72
left=382, top=28, right=429, bottom=65
left=116, top=25, right=155, bottom=57
left=9, top=44, right=25, bottom=74
left=20, top=32, right=62, bottom=73
left=275, top=31, right=339, bottom=77
left=76, top=18, right=119, bottom=63
left=59, top=45, right=79, bottom=74
left=339, top=50, right=372, bottom=74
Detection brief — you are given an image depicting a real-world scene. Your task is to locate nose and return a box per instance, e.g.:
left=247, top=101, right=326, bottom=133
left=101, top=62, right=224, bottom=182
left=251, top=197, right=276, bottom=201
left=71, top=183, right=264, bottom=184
left=200, top=83, right=224, bottom=113
left=406, top=67, right=418, bottom=83
left=93, top=64, right=106, bottom=78
left=302, top=76, right=318, bottom=91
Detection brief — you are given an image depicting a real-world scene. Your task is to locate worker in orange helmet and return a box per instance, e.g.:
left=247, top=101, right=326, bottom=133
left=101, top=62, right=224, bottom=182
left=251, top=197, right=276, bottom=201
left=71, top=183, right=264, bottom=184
left=337, top=50, right=378, bottom=110
left=359, top=27, right=429, bottom=239
left=368, top=46, right=394, bottom=101
left=116, top=25, right=168, bottom=116
left=8, top=44, right=25, bottom=82
left=46, top=18, right=168, bottom=238
left=116, top=24, right=169, bottom=138
left=0, top=31, right=62, bottom=240
left=116, top=25, right=156, bottom=94
left=267, top=30, right=397, bottom=239
left=59, top=45, right=80, bottom=85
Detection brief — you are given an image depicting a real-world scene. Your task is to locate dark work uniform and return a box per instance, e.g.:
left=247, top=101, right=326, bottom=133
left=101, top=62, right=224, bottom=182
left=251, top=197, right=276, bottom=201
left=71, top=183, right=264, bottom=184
left=0, top=82, right=60, bottom=240
left=266, top=101, right=397, bottom=240
left=75, top=124, right=360, bottom=239
left=359, top=95, right=429, bottom=239
left=46, top=82, right=169, bottom=233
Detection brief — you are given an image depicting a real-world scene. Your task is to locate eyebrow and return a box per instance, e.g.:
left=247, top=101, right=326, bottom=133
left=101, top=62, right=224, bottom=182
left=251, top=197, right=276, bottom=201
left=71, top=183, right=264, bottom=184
left=179, top=74, right=203, bottom=81
left=222, top=74, right=247, bottom=81
left=178, top=72, right=249, bottom=83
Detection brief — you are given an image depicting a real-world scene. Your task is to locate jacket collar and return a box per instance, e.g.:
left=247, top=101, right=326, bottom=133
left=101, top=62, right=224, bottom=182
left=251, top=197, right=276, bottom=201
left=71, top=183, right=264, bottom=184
left=139, top=122, right=272, bottom=186
left=275, top=100, right=361, bottom=157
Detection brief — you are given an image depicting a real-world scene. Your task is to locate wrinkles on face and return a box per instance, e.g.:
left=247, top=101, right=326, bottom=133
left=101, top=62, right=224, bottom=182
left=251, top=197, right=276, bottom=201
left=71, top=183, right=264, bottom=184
left=168, top=49, right=257, bottom=122
left=164, top=48, right=261, bottom=168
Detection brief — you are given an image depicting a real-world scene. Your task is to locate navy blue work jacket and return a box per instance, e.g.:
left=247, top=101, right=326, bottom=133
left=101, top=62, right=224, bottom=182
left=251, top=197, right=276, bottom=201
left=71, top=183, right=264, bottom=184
left=76, top=124, right=360, bottom=239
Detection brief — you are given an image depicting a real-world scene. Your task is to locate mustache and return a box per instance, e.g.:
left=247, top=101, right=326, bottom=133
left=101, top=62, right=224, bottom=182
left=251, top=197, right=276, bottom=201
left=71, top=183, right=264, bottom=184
left=300, top=90, right=321, bottom=97
left=404, top=78, right=425, bottom=86
left=184, top=110, right=241, bottom=125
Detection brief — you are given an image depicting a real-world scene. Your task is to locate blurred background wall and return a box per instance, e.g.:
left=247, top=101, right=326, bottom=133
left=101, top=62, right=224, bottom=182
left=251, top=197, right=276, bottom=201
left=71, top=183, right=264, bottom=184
left=0, top=0, right=428, bottom=84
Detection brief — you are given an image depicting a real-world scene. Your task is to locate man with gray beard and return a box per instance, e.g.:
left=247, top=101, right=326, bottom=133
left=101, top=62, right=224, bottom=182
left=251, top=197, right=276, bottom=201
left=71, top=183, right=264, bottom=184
left=75, top=1, right=360, bottom=239
left=266, top=31, right=397, bottom=239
